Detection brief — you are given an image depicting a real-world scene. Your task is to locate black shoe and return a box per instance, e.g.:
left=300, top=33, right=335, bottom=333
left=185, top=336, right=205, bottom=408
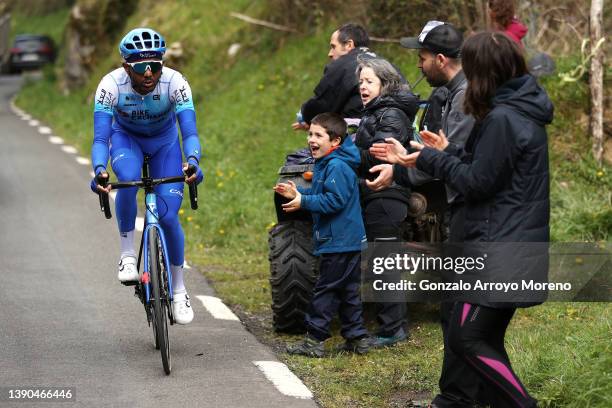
left=287, top=335, right=325, bottom=358
left=339, top=336, right=370, bottom=354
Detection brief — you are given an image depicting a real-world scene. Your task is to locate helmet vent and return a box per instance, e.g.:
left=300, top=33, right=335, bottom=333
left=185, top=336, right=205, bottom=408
left=133, top=35, right=143, bottom=49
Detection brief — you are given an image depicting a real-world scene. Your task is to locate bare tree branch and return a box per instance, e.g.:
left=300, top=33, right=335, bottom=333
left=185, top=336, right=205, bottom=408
left=230, top=12, right=297, bottom=33
left=370, top=36, right=401, bottom=43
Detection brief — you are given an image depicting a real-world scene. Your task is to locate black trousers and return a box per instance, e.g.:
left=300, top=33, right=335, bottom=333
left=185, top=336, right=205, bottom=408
left=446, top=303, right=537, bottom=408
left=433, top=302, right=485, bottom=407
left=364, top=198, right=408, bottom=337
left=434, top=203, right=487, bottom=407
left=305, top=252, right=368, bottom=341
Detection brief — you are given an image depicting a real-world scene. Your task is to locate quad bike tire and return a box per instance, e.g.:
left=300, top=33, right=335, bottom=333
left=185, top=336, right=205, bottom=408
left=268, top=220, right=319, bottom=334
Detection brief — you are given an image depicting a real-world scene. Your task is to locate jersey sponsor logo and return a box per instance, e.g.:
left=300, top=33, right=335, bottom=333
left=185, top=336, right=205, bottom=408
left=169, top=188, right=184, bottom=198
left=123, top=95, right=138, bottom=106
left=96, top=89, right=114, bottom=111
left=97, top=89, right=107, bottom=105
left=153, top=94, right=160, bottom=100
left=128, top=107, right=172, bottom=121
left=173, top=86, right=191, bottom=105
left=179, top=86, right=189, bottom=102
left=138, top=51, right=159, bottom=59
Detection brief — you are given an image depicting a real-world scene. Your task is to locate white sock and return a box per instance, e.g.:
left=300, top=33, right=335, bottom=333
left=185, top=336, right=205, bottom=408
left=172, top=264, right=186, bottom=295
left=120, top=230, right=136, bottom=258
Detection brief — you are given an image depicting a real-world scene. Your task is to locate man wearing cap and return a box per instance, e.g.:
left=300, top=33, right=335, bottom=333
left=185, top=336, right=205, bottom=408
left=368, top=21, right=481, bottom=408
left=395, top=21, right=474, bottom=199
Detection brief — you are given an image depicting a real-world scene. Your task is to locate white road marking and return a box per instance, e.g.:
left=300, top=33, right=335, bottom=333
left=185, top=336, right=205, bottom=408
left=253, top=361, right=313, bottom=399
left=21, top=114, right=31, bottom=121
left=195, top=295, right=239, bottom=321
left=38, top=126, right=52, bottom=134
left=135, top=217, right=144, bottom=232
left=183, top=261, right=192, bottom=269
left=76, top=156, right=90, bottom=165
left=61, top=145, right=78, bottom=154
left=28, top=119, right=39, bottom=126
left=49, top=136, right=64, bottom=144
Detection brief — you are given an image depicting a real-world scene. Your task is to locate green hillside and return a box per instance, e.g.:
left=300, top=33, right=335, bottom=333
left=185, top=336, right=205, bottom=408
left=11, top=1, right=611, bottom=406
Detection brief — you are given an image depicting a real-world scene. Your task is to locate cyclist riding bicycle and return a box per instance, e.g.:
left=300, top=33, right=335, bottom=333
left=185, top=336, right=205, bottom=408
left=91, top=28, right=203, bottom=325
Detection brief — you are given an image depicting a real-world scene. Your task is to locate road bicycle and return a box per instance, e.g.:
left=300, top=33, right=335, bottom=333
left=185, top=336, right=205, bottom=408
left=97, top=155, right=198, bottom=375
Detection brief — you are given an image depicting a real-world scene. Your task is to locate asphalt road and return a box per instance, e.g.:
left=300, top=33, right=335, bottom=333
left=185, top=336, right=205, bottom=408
left=0, top=74, right=317, bottom=408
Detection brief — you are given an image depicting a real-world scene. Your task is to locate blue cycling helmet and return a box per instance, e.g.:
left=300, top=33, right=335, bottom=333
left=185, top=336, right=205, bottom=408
left=119, top=28, right=166, bottom=62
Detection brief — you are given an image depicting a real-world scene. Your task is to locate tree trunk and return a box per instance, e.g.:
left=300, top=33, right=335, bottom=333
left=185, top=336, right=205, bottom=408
left=589, top=0, right=604, bottom=164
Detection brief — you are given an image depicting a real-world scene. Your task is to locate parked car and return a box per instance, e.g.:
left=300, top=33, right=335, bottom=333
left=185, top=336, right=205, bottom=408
left=7, top=34, right=56, bottom=73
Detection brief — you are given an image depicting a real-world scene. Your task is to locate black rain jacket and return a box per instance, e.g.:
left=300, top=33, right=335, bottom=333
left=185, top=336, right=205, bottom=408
left=301, top=47, right=378, bottom=123
left=417, top=75, right=554, bottom=308
left=416, top=74, right=553, bottom=242
left=356, top=90, right=418, bottom=204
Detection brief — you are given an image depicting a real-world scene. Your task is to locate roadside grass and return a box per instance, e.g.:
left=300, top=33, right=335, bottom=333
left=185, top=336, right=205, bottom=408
left=9, top=8, right=69, bottom=45
left=13, top=5, right=611, bottom=407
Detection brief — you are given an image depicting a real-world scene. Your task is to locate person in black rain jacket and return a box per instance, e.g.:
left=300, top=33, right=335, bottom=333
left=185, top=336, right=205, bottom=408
left=371, top=32, right=553, bottom=408
left=354, top=56, right=418, bottom=347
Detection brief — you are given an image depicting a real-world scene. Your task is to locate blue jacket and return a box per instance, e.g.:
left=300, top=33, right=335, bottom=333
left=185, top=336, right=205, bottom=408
left=298, top=137, right=367, bottom=255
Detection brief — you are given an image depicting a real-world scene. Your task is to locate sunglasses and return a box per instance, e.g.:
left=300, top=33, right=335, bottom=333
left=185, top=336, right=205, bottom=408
left=127, top=60, right=163, bottom=74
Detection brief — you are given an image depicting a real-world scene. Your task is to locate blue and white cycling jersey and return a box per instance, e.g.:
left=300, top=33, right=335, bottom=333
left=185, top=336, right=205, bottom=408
left=91, top=67, right=200, bottom=172
left=94, top=66, right=194, bottom=134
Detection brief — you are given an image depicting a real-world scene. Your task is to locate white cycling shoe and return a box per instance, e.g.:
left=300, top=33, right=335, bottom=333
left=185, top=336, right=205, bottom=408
left=172, top=292, right=194, bottom=325
left=117, top=255, right=139, bottom=282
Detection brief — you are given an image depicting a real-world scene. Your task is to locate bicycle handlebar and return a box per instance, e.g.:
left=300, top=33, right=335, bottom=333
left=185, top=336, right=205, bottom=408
left=97, top=175, right=198, bottom=219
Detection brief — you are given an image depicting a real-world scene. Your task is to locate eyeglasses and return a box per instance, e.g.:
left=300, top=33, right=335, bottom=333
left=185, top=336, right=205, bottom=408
left=127, top=60, right=163, bottom=74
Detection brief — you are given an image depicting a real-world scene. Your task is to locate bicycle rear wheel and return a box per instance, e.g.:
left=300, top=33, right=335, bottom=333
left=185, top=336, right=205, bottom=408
left=149, top=228, right=171, bottom=375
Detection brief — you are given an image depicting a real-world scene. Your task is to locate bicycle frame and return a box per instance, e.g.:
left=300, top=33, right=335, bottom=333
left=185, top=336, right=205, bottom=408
left=141, top=189, right=174, bottom=305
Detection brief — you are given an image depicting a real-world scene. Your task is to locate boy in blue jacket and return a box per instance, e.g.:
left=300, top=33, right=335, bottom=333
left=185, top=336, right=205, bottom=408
left=274, top=112, right=369, bottom=357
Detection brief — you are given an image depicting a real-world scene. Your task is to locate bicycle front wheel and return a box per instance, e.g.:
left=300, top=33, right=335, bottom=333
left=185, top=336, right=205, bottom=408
left=149, top=227, right=171, bottom=375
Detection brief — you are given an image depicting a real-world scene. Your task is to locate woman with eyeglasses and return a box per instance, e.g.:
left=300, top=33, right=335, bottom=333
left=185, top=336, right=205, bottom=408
left=90, top=28, right=203, bottom=325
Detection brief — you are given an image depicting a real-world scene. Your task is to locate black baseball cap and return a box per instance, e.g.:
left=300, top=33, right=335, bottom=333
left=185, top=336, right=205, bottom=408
left=400, top=21, right=463, bottom=58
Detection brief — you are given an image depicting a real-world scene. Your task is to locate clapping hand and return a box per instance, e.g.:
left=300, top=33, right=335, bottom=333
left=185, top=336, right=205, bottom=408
left=369, top=137, right=407, bottom=164
left=369, top=138, right=422, bottom=168
left=273, top=180, right=302, bottom=212
left=419, top=129, right=449, bottom=151
left=365, top=164, right=394, bottom=191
